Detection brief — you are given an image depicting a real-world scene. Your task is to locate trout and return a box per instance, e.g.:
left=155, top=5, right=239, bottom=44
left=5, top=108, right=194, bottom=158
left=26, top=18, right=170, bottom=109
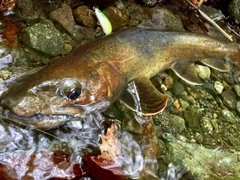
left=1, top=26, right=240, bottom=129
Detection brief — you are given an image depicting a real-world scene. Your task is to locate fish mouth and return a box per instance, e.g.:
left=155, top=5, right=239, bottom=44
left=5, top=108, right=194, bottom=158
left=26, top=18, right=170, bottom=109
left=2, top=109, right=75, bottom=129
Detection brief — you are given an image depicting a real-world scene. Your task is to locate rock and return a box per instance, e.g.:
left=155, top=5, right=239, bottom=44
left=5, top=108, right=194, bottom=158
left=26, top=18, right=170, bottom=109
left=0, top=70, right=10, bottom=80
left=179, top=98, right=189, bottom=110
left=103, top=6, right=129, bottom=30
left=126, top=2, right=145, bottom=26
left=168, top=114, right=186, bottom=133
left=21, top=20, right=64, bottom=56
left=214, top=81, right=224, bottom=94
left=164, top=76, right=173, bottom=89
left=200, top=5, right=225, bottom=21
left=73, top=25, right=96, bottom=42
left=150, top=8, right=185, bottom=31
left=15, top=0, right=44, bottom=20
left=200, top=115, right=213, bottom=134
left=221, top=89, right=237, bottom=109
left=172, top=81, right=185, bottom=97
left=195, top=65, right=211, bottom=80
left=237, top=101, right=240, bottom=114
left=228, top=0, right=240, bottom=22
left=183, top=110, right=200, bottom=128
left=233, top=85, right=240, bottom=97
left=222, top=109, right=239, bottom=124
left=50, top=4, right=75, bottom=34
left=73, top=6, right=97, bottom=28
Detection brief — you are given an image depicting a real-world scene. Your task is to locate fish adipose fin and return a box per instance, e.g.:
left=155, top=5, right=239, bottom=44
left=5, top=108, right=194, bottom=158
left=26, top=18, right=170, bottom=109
left=120, top=77, right=169, bottom=115
left=200, top=58, right=230, bottom=72
left=171, top=62, right=203, bottom=85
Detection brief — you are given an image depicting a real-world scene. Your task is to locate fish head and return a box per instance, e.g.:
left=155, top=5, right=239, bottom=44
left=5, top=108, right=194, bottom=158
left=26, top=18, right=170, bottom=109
left=0, top=58, right=125, bottom=129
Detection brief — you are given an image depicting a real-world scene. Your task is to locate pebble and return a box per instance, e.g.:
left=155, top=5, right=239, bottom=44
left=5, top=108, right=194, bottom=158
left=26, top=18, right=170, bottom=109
left=172, top=81, right=185, bottom=97
left=195, top=65, right=211, bottom=80
left=183, top=110, right=200, bottom=128
left=168, top=114, right=186, bottom=133
left=233, top=85, right=240, bottom=97
left=214, top=81, right=224, bottom=94
left=221, top=89, right=237, bottom=109
left=164, top=76, right=173, bottom=89
left=201, top=116, right=213, bottom=134
left=237, top=101, right=240, bottom=114
left=221, top=109, right=239, bottom=124
left=179, top=98, right=189, bottom=110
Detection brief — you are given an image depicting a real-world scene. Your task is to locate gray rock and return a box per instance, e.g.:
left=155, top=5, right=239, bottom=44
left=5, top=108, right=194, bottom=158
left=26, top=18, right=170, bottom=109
left=50, top=4, right=75, bottom=34
left=21, top=20, right=63, bottom=56
left=228, top=0, right=240, bottom=22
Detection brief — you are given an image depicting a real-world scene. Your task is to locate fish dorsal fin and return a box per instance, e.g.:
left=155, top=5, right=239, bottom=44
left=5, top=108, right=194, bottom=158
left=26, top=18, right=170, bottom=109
left=200, top=58, right=230, bottom=72
left=171, top=61, right=203, bottom=85
left=119, top=76, right=169, bottom=115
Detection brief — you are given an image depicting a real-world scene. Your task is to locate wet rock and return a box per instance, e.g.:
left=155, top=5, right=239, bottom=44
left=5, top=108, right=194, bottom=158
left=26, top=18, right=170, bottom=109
left=14, top=0, right=44, bottom=20
left=126, top=2, right=146, bottom=26
left=73, top=25, right=96, bottom=42
left=221, top=89, right=237, bottom=109
left=200, top=115, right=213, bottom=134
left=228, top=0, right=240, bottom=22
left=233, top=85, right=240, bottom=97
left=21, top=20, right=64, bottom=56
left=203, top=82, right=217, bottom=96
left=183, top=110, right=200, bottom=128
left=50, top=4, right=75, bottom=34
left=172, top=81, right=185, bottom=97
left=195, top=65, right=211, bottom=80
left=103, top=6, right=129, bottom=30
left=151, top=8, right=184, bottom=31
left=221, top=109, right=239, bottom=124
left=164, top=76, right=173, bottom=89
left=0, top=70, right=10, bottom=80
left=214, top=81, right=224, bottom=94
left=73, top=6, right=97, bottom=28
left=168, top=114, right=186, bottom=133
left=179, top=98, right=189, bottom=110
left=61, top=43, right=72, bottom=55
left=237, top=101, right=240, bottom=114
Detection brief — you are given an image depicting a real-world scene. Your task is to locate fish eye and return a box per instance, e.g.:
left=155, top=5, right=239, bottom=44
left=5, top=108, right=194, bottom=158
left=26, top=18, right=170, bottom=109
left=61, top=79, right=82, bottom=100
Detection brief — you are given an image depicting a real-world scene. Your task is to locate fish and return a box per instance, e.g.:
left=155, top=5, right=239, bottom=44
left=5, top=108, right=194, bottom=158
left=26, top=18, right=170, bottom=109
left=1, top=25, right=240, bottom=129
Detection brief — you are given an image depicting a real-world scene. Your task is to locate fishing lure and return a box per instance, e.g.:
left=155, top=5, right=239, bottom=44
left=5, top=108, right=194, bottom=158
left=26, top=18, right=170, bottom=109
left=93, top=6, right=112, bottom=35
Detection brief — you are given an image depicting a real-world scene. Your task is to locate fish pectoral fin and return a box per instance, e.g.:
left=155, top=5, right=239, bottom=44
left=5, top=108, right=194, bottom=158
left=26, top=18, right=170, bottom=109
left=171, top=61, right=203, bottom=85
left=120, top=77, right=169, bottom=116
left=200, top=58, right=230, bottom=72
